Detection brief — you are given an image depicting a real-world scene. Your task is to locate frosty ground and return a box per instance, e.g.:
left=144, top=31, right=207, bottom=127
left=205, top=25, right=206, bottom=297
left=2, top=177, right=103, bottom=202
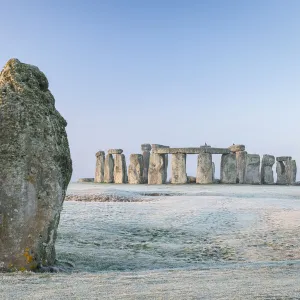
left=1, top=184, right=300, bottom=299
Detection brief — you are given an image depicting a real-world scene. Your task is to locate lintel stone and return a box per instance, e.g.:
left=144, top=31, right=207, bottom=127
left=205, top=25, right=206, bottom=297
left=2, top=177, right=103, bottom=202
left=108, top=149, right=123, bottom=154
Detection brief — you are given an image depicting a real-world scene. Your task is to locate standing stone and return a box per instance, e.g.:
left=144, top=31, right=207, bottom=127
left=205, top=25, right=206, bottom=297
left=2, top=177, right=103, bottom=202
left=152, top=144, right=169, bottom=183
left=245, top=154, right=261, bottom=184
left=114, top=154, right=127, bottom=184
left=212, top=162, right=215, bottom=181
left=196, top=153, right=213, bottom=184
left=128, top=154, right=144, bottom=184
left=0, top=59, right=72, bottom=271
left=104, top=154, right=114, bottom=183
left=277, top=157, right=297, bottom=185
left=261, top=155, right=275, bottom=185
left=171, top=153, right=187, bottom=184
left=94, top=151, right=105, bottom=183
left=220, top=153, right=237, bottom=184
left=148, top=153, right=166, bottom=184
left=141, top=144, right=151, bottom=183
left=236, top=151, right=247, bottom=184
left=290, top=160, right=297, bottom=184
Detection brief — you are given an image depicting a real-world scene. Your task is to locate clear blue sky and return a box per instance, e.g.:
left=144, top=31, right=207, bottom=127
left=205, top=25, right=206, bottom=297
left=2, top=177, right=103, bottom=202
left=1, top=0, right=299, bottom=180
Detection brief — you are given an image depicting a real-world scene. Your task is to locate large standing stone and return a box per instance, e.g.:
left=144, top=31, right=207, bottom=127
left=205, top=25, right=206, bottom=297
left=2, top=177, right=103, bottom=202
left=128, top=154, right=144, bottom=184
left=94, top=151, right=105, bottom=183
left=0, top=59, right=72, bottom=271
left=196, top=153, right=213, bottom=184
left=245, top=154, right=261, bottom=184
left=290, top=160, right=297, bottom=184
left=236, top=151, right=247, bottom=184
left=114, top=154, right=127, bottom=184
left=261, top=155, right=275, bottom=185
left=148, top=153, right=166, bottom=184
left=141, top=144, right=151, bottom=183
left=212, top=162, right=215, bottom=182
left=104, top=154, right=114, bottom=183
left=276, top=158, right=296, bottom=185
left=220, top=153, right=237, bottom=184
left=152, top=144, right=169, bottom=183
left=171, top=153, right=187, bottom=184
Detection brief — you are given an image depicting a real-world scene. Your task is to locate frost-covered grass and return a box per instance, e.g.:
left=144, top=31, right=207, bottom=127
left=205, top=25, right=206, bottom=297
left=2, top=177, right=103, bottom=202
left=2, top=184, right=300, bottom=299
left=56, top=184, right=300, bottom=272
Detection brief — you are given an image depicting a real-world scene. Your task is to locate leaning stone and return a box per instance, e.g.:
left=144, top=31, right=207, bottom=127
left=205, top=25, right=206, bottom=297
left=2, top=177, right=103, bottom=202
left=261, top=155, right=275, bottom=185
left=245, top=154, right=261, bottom=184
left=104, top=154, right=114, bottom=183
left=148, top=153, right=166, bottom=184
left=78, top=178, right=94, bottom=182
left=94, top=151, right=105, bottom=183
left=228, top=144, right=245, bottom=153
left=128, top=154, right=143, bottom=184
left=196, top=153, right=213, bottom=184
left=0, top=59, right=72, bottom=271
left=108, top=149, right=123, bottom=154
left=141, top=144, right=151, bottom=151
left=220, top=153, right=237, bottom=184
left=114, top=154, right=127, bottom=184
left=171, top=153, right=187, bottom=184
left=276, top=156, right=292, bottom=162
left=236, top=151, right=247, bottom=184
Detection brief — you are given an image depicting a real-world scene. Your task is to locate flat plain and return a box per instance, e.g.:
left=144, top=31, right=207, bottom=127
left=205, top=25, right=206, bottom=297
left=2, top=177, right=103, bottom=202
left=1, top=183, right=300, bottom=299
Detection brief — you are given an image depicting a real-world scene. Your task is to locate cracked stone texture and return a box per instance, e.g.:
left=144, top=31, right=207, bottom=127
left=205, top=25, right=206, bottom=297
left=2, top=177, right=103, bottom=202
left=171, top=153, right=187, bottom=184
left=94, top=151, right=105, bottom=183
left=196, top=153, right=213, bottom=184
left=128, top=154, right=144, bottom=184
left=0, top=59, right=72, bottom=271
left=220, top=153, right=237, bottom=184
left=114, top=154, right=127, bottom=184
left=104, top=154, right=114, bottom=183
left=236, top=151, right=247, bottom=184
left=261, top=155, right=275, bottom=185
left=245, top=154, right=261, bottom=184
left=148, top=153, right=166, bottom=184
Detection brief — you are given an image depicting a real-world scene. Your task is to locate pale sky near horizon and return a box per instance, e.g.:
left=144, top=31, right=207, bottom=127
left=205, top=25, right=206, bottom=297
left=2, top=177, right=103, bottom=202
left=0, top=0, right=299, bottom=181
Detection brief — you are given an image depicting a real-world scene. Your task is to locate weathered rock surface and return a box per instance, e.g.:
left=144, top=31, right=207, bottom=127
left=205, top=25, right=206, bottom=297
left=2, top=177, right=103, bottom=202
left=78, top=178, right=94, bottom=182
left=171, top=153, right=187, bottom=184
left=128, top=154, right=143, bottom=184
left=153, top=147, right=230, bottom=155
left=236, top=151, right=247, bottom=184
left=228, top=144, right=245, bottom=153
left=245, top=154, right=261, bottom=184
left=104, top=154, right=114, bottom=183
left=261, top=155, right=275, bottom=185
left=0, top=59, right=72, bottom=271
left=141, top=144, right=151, bottom=183
left=108, top=149, right=123, bottom=154
left=290, top=160, right=297, bottom=184
left=151, top=145, right=169, bottom=183
left=212, top=162, right=215, bottom=181
left=277, top=158, right=297, bottom=185
left=220, top=153, right=237, bottom=184
left=276, top=156, right=292, bottom=162
left=94, top=151, right=105, bottom=183
left=141, top=144, right=151, bottom=151
left=114, top=154, right=127, bottom=184
left=196, top=153, right=213, bottom=184
left=148, top=153, right=166, bottom=184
